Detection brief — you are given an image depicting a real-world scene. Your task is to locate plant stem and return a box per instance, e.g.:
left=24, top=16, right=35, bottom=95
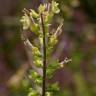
left=41, top=13, right=47, bottom=96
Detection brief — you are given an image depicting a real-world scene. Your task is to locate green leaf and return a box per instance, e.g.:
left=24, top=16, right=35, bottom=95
left=45, top=12, right=54, bottom=24
left=52, top=1, right=60, bottom=14
left=34, top=59, right=42, bottom=67
left=30, top=9, right=39, bottom=18
left=20, top=14, right=30, bottom=30
left=38, top=4, right=46, bottom=13
left=32, top=46, right=41, bottom=56
left=28, top=89, right=39, bottom=96
left=47, top=82, right=60, bottom=92
left=46, top=92, right=52, bottom=96
left=30, top=23, right=39, bottom=33
left=47, top=60, right=60, bottom=79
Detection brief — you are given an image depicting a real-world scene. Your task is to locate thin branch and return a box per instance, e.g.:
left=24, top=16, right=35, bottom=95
left=54, top=22, right=63, bottom=37
left=41, top=13, right=47, bottom=96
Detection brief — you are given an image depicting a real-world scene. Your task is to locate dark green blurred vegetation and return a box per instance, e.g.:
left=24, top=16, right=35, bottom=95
left=0, top=0, right=96, bottom=96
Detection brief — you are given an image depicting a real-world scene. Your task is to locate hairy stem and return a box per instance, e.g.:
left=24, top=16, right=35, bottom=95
left=41, top=13, right=47, bottom=96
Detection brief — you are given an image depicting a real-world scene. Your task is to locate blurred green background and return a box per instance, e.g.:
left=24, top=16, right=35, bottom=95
left=0, top=0, right=96, bottom=96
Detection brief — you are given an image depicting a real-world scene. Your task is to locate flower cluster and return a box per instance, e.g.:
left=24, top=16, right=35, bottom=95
left=20, top=1, right=65, bottom=96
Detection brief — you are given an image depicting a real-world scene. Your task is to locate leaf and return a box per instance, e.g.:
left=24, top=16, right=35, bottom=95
left=45, top=12, right=54, bottom=24
left=20, top=14, right=31, bottom=30
left=28, top=89, right=39, bottom=96
left=49, top=34, right=58, bottom=47
left=38, top=4, right=46, bottom=13
left=47, top=82, right=60, bottom=92
left=30, top=9, right=39, bottom=18
left=30, top=23, right=39, bottom=33
left=52, top=1, right=60, bottom=14
left=47, top=60, right=60, bottom=79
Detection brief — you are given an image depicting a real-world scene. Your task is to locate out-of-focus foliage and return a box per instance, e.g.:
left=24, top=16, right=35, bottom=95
left=56, top=0, right=79, bottom=20
left=0, top=0, right=96, bottom=96
left=81, top=0, right=96, bottom=22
